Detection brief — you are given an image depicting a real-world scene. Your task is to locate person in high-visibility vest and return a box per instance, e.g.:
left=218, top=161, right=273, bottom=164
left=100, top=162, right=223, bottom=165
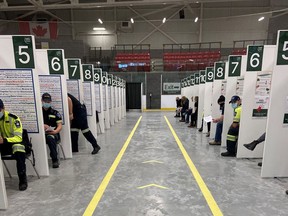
left=221, top=95, right=242, bottom=157
left=0, top=99, right=28, bottom=191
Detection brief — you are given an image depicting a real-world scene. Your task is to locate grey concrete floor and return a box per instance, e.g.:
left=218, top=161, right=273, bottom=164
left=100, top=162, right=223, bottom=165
left=1, top=112, right=288, bottom=216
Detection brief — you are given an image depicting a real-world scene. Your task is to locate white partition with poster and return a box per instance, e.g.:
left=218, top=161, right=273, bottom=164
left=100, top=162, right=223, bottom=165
left=203, top=67, right=214, bottom=134
left=123, top=80, right=127, bottom=117
left=222, top=55, right=247, bottom=147
left=237, top=45, right=276, bottom=158
left=112, top=75, right=119, bottom=123
left=210, top=62, right=227, bottom=139
left=35, top=49, right=72, bottom=159
left=101, top=71, right=110, bottom=129
left=121, top=79, right=125, bottom=118
left=117, top=77, right=122, bottom=121
left=107, top=74, right=115, bottom=126
left=197, top=70, right=206, bottom=129
left=261, top=30, right=288, bottom=177
left=93, top=68, right=105, bottom=133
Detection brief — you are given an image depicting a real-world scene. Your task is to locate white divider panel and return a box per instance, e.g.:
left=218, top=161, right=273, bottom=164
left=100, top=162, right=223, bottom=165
left=222, top=55, right=247, bottom=147
left=117, top=77, right=122, bottom=121
left=113, top=76, right=119, bottom=122
left=123, top=81, right=127, bottom=116
left=262, top=30, right=288, bottom=177
left=237, top=45, right=276, bottom=158
left=0, top=35, right=48, bottom=196
left=108, top=74, right=115, bottom=125
left=102, top=71, right=110, bottom=129
left=81, top=64, right=98, bottom=141
left=35, top=49, right=72, bottom=159
left=198, top=70, right=206, bottom=129
left=94, top=68, right=105, bottom=133
left=211, top=62, right=227, bottom=139
left=192, top=73, right=200, bottom=126
left=203, top=67, right=214, bottom=134
left=188, top=75, right=195, bottom=109
left=121, top=79, right=125, bottom=118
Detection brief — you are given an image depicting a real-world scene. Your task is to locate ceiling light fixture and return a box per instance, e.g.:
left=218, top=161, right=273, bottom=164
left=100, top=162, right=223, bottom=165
left=98, top=18, right=103, bottom=24
left=194, top=17, right=199, bottom=22
left=93, top=27, right=106, bottom=31
left=131, top=18, right=134, bottom=23
left=258, top=16, right=264, bottom=21
left=162, top=17, right=166, bottom=23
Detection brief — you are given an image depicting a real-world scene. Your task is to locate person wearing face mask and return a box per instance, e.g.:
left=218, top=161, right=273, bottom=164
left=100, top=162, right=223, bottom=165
left=0, top=99, right=28, bottom=191
left=209, top=95, right=225, bottom=145
left=42, top=93, right=62, bottom=168
left=221, top=95, right=242, bottom=157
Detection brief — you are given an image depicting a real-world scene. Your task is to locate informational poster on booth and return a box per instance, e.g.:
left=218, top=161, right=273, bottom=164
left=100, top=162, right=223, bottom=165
left=253, top=75, right=271, bottom=117
left=102, top=85, right=107, bottom=111
left=108, top=86, right=112, bottom=109
left=283, top=96, right=288, bottom=124
left=221, top=81, right=227, bottom=95
left=0, top=69, right=39, bottom=133
left=39, top=75, right=65, bottom=124
left=95, top=84, right=101, bottom=113
left=162, top=82, right=181, bottom=95
left=83, top=82, right=92, bottom=116
left=66, top=80, right=80, bottom=101
left=236, top=79, right=244, bottom=98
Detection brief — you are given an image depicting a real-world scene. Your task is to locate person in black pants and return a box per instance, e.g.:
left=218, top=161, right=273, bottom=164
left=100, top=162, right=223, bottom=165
left=179, top=96, right=189, bottom=122
left=188, top=96, right=198, bottom=127
left=68, top=93, right=101, bottom=154
left=174, top=97, right=182, bottom=117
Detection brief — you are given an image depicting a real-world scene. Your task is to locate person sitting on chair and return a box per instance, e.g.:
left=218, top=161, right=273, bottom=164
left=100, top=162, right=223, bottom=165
left=42, top=93, right=62, bottom=168
left=0, top=99, right=28, bottom=190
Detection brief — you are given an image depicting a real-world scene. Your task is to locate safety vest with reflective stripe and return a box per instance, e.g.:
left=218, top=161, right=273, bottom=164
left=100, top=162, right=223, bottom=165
left=233, top=106, right=242, bottom=123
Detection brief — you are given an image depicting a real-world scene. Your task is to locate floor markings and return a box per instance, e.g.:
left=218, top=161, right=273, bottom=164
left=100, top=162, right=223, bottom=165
left=137, top=184, right=169, bottom=190
left=142, top=160, right=164, bottom=164
left=83, top=116, right=142, bottom=216
left=164, top=116, right=223, bottom=216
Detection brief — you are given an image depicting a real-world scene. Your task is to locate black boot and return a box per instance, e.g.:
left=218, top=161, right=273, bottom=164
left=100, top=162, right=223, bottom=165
left=19, top=174, right=28, bottom=191
left=91, top=146, right=101, bottom=155
left=243, top=140, right=259, bottom=151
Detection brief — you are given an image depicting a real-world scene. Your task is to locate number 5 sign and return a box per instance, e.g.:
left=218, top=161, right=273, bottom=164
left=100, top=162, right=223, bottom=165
left=12, top=36, right=35, bottom=69
left=47, top=50, right=64, bottom=74
left=277, top=30, right=288, bottom=65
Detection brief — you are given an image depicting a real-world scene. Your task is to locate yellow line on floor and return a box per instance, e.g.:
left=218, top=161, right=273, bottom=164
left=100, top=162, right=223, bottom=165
left=164, top=116, right=223, bottom=216
left=83, top=116, right=143, bottom=216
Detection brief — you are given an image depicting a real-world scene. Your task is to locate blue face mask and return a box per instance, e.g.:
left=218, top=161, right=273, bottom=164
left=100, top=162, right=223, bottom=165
left=0, top=111, right=3, bottom=119
left=231, top=103, right=238, bottom=109
left=42, top=102, right=51, bottom=109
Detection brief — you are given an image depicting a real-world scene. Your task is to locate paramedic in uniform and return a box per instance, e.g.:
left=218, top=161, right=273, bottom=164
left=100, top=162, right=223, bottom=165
left=42, top=93, right=62, bottom=168
left=0, top=99, right=28, bottom=191
left=68, top=93, right=101, bottom=154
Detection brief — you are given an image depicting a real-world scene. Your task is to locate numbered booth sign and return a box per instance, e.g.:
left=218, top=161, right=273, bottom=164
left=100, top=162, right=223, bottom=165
left=67, top=59, right=81, bottom=79
left=228, top=56, right=242, bottom=77
left=13, top=36, right=35, bottom=68
left=190, top=75, right=195, bottom=86
left=247, top=45, right=264, bottom=71
left=194, top=73, right=200, bottom=85
left=200, top=70, right=206, bottom=84
left=206, top=67, right=214, bottom=82
left=277, top=30, right=288, bottom=65
left=82, top=64, right=94, bottom=82
left=47, top=50, right=64, bottom=74
left=214, top=62, right=226, bottom=80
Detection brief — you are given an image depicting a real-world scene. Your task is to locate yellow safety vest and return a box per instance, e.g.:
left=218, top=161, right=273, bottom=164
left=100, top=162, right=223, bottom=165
left=233, top=106, right=242, bottom=123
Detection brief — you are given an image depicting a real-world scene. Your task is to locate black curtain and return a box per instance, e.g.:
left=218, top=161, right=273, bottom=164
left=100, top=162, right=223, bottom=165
left=126, top=83, right=141, bottom=110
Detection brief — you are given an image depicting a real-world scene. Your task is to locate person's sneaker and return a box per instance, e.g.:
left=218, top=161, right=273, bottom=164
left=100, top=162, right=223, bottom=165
left=285, top=190, right=288, bottom=195
left=209, top=140, right=221, bottom=145
left=221, top=151, right=236, bottom=157
left=187, top=124, right=194, bottom=128
left=198, top=128, right=203, bottom=132
left=179, top=119, right=185, bottom=122
left=52, top=161, right=59, bottom=168
left=206, top=132, right=210, bottom=137
left=91, top=146, right=101, bottom=155
left=258, top=162, right=262, bottom=167
left=19, top=182, right=28, bottom=191
left=243, top=140, right=259, bottom=151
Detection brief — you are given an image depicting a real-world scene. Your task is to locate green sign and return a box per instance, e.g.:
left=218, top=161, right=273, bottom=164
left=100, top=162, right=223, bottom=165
left=206, top=67, right=214, bottom=82
left=247, top=45, right=264, bottom=71
left=102, top=72, right=108, bottom=85
left=113, top=76, right=117, bottom=87
left=108, top=74, right=113, bottom=86
left=67, top=59, right=80, bottom=80
left=252, top=109, right=268, bottom=117
left=47, top=50, right=64, bottom=74
left=194, top=73, right=200, bottom=85
left=94, top=68, right=101, bottom=84
left=187, top=77, right=191, bottom=86
left=214, top=62, right=226, bottom=80
left=200, top=70, right=206, bottom=84
left=12, top=36, right=35, bottom=69
left=283, top=113, right=288, bottom=124
left=228, top=56, right=242, bottom=77
left=190, top=74, right=194, bottom=86
left=277, top=30, right=288, bottom=65
left=82, top=64, right=93, bottom=82
left=181, top=80, right=184, bottom=88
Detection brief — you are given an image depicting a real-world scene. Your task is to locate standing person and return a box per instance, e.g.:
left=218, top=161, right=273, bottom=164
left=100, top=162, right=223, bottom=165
left=174, top=97, right=181, bottom=117
left=0, top=99, right=28, bottom=190
left=221, top=95, right=242, bottom=157
left=209, top=95, right=225, bottom=145
left=68, top=93, right=101, bottom=154
left=42, top=93, right=62, bottom=168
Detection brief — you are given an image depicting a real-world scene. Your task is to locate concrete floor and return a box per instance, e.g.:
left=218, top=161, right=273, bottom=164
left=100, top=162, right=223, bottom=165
left=1, top=112, right=288, bottom=216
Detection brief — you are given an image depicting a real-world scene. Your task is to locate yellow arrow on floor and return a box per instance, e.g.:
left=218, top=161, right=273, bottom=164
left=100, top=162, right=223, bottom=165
left=142, top=160, right=164, bottom=164
left=137, top=184, right=169, bottom=190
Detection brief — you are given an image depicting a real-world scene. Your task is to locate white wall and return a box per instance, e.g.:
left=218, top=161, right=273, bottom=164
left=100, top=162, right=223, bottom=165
left=161, top=95, right=181, bottom=108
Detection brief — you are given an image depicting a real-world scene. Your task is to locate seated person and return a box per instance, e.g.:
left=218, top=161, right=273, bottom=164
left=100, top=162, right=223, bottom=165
left=179, top=96, right=189, bottom=122
left=209, top=95, right=225, bottom=145
left=188, top=96, right=198, bottom=127
left=221, top=95, right=242, bottom=157
left=0, top=99, right=28, bottom=191
left=42, top=93, right=62, bottom=168
left=174, top=97, right=182, bottom=117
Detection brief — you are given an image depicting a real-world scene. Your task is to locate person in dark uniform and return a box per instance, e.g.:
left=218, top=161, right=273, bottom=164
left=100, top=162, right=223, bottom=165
left=42, top=93, right=62, bottom=168
left=174, top=97, right=181, bottom=117
left=0, top=99, right=28, bottom=190
left=68, top=93, right=101, bottom=154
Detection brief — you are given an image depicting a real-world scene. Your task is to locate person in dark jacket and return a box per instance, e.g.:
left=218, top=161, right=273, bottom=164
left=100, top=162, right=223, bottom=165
left=68, top=93, right=101, bottom=154
left=188, top=96, right=198, bottom=127
left=179, top=96, right=189, bottom=122
left=174, top=97, right=182, bottom=117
